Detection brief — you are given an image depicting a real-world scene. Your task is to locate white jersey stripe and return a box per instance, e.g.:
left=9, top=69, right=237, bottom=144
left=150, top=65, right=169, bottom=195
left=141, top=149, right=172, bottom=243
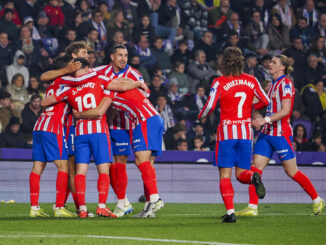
left=241, top=124, right=246, bottom=139
left=223, top=125, right=228, bottom=140
left=232, top=125, right=237, bottom=139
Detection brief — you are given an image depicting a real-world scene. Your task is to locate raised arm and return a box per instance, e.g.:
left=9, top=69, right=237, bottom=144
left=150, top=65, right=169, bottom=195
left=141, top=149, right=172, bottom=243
left=198, top=80, right=221, bottom=121
left=40, top=62, right=81, bottom=81
left=41, top=95, right=58, bottom=107
left=73, top=97, right=112, bottom=119
left=107, top=78, right=149, bottom=92
left=253, top=80, right=270, bottom=110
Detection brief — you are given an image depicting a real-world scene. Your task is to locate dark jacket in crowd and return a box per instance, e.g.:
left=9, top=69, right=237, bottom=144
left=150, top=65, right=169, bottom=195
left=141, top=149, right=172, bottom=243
left=21, top=103, right=41, bottom=135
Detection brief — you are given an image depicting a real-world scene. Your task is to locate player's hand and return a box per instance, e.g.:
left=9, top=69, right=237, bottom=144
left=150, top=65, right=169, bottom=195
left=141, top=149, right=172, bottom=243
left=72, top=109, right=81, bottom=119
left=66, top=61, right=81, bottom=74
left=252, top=118, right=266, bottom=130
left=139, top=82, right=150, bottom=93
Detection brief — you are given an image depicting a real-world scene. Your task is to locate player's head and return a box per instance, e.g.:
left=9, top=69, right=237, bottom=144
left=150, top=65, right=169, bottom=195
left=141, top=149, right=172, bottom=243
left=110, top=44, right=128, bottom=71
left=53, top=55, right=73, bottom=70
left=73, top=57, right=90, bottom=76
left=222, top=47, right=244, bottom=77
left=65, top=41, right=89, bottom=59
left=270, top=54, right=293, bottom=76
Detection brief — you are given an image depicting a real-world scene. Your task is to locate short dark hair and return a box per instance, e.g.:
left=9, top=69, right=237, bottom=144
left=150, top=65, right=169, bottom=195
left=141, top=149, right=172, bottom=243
left=73, top=57, right=89, bottom=68
left=0, top=91, right=11, bottom=100
left=88, top=28, right=98, bottom=35
left=31, top=94, right=42, bottom=101
left=111, top=44, right=127, bottom=54
left=53, top=55, right=73, bottom=69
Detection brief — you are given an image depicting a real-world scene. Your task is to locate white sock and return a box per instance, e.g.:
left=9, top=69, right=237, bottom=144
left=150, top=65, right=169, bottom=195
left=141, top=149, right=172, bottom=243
left=227, top=209, right=235, bottom=215
left=150, top=194, right=159, bottom=203
left=144, top=202, right=150, bottom=210
left=117, top=199, right=125, bottom=209
left=98, top=203, right=106, bottom=209
left=79, top=205, right=87, bottom=212
left=31, top=206, right=40, bottom=210
left=124, top=196, right=130, bottom=206
left=313, top=196, right=322, bottom=204
left=248, top=204, right=258, bottom=209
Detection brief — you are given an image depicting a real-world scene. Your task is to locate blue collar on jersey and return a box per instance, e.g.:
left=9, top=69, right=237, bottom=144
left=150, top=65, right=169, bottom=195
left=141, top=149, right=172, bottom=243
left=113, top=64, right=129, bottom=75
left=272, top=75, right=286, bottom=84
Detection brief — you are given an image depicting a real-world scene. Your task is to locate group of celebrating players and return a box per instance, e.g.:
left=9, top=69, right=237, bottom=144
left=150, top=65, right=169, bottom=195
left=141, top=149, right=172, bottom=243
left=28, top=40, right=325, bottom=222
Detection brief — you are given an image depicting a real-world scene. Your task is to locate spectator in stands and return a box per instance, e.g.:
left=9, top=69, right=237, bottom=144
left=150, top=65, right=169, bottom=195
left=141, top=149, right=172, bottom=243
left=90, top=9, right=107, bottom=50
left=243, top=53, right=263, bottom=82
left=21, top=94, right=42, bottom=136
left=0, top=116, right=31, bottom=148
left=245, top=10, right=269, bottom=56
left=313, top=13, right=326, bottom=38
left=24, top=16, right=42, bottom=41
left=44, top=0, right=65, bottom=38
left=36, top=11, right=51, bottom=39
left=293, top=124, right=309, bottom=151
left=75, top=0, right=93, bottom=23
left=99, top=2, right=111, bottom=22
left=87, top=51, right=98, bottom=68
left=164, top=123, right=187, bottom=149
left=292, top=87, right=306, bottom=121
left=257, top=54, right=272, bottom=82
left=303, top=54, right=326, bottom=85
left=176, top=139, right=188, bottom=151
left=187, top=50, right=216, bottom=93
left=180, top=0, right=208, bottom=41
left=302, top=79, right=326, bottom=122
left=221, top=12, right=248, bottom=48
left=68, top=12, right=89, bottom=40
left=151, top=37, right=173, bottom=72
left=267, top=13, right=291, bottom=56
left=0, top=32, right=15, bottom=70
left=132, top=35, right=157, bottom=69
left=15, top=0, right=42, bottom=21
left=0, top=92, right=20, bottom=133
left=297, top=0, right=319, bottom=28
left=186, top=120, right=210, bottom=150
left=6, top=73, right=29, bottom=115
left=168, top=61, right=189, bottom=96
left=193, top=135, right=210, bottom=151
left=310, top=36, right=326, bottom=67
left=219, top=30, right=244, bottom=54
left=208, top=0, right=233, bottom=31
left=252, top=0, right=272, bottom=29
left=272, top=0, right=296, bottom=28
left=149, top=75, right=168, bottom=106
left=0, top=1, right=22, bottom=27
left=137, top=0, right=161, bottom=21
left=133, top=15, right=156, bottom=45
left=27, top=76, right=41, bottom=98
left=171, top=39, right=192, bottom=69
left=107, top=9, right=132, bottom=43
left=0, top=8, right=18, bottom=42
left=167, top=80, right=183, bottom=109
left=6, top=50, right=29, bottom=88
left=290, top=16, right=315, bottom=49
left=16, top=25, right=41, bottom=73
left=129, top=55, right=151, bottom=83
left=193, top=31, right=218, bottom=64
left=306, top=131, right=326, bottom=152
left=156, top=94, right=175, bottom=133
left=284, top=37, right=307, bottom=71
left=58, top=0, right=74, bottom=27
left=59, top=29, right=77, bottom=53
left=85, top=28, right=100, bottom=54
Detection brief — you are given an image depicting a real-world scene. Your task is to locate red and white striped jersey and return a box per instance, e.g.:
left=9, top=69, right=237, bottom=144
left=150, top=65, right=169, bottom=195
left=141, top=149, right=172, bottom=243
left=34, top=81, right=69, bottom=135
left=55, top=75, right=111, bottom=136
left=104, top=64, right=144, bottom=130
left=198, top=73, right=270, bottom=141
left=108, top=88, right=159, bottom=124
left=262, top=75, right=295, bottom=137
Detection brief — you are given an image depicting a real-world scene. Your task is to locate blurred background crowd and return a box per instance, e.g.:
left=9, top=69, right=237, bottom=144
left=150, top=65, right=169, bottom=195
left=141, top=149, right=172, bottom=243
left=0, top=0, right=325, bottom=152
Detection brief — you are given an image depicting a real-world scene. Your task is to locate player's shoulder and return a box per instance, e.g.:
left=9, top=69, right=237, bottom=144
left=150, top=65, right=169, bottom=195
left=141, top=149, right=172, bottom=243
left=128, top=66, right=144, bottom=81
left=240, top=73, right=258, bottom=82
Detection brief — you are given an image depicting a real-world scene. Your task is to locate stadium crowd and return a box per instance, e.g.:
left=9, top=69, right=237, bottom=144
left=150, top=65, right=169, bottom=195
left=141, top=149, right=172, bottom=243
left=0, top=0, right=326, bottom=151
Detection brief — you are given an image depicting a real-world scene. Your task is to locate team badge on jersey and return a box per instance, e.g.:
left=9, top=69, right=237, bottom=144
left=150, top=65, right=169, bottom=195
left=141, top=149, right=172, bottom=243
left=283, top=84, right=292, bottom=96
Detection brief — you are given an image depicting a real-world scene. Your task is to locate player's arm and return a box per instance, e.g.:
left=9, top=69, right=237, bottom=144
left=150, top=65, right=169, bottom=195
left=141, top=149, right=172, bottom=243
left=253, top=79, right=270, bottom=110
left=40, top=61, right=81, bottom=81
left=198, top=80, right=221, bottom=122
left=73, top=97, right=112, bottom=119
left=40, top=95, right=58, bottom=107
left=107, top=78, right=149, bottom=92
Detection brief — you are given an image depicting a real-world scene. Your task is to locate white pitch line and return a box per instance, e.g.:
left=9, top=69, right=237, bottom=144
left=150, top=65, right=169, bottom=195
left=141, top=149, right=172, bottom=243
left=0, top=234, right=247, bottom=245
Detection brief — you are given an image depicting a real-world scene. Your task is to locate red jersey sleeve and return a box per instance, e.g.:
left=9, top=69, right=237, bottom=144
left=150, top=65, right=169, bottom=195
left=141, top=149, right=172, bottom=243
left=58, top=72, right=98, bottom=86
left=253, top=78, right=270, bottom=110
left=54, top=85, right=71, bottom=102
left=198, top=78, right=221, bottom=119
left=103, top=89, right=116, bottom=99
left=98, top=75, right=112, bottom=88
left=280, top=79, right=294, bottom=100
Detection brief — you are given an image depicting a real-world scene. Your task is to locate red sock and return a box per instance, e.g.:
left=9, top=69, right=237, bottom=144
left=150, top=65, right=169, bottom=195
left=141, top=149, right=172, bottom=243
left=144, top=183, right=150, bottom=202
left=64, top=187, right=71, bottom=204
left=237, top=170, right=253, bottom=184
left=248, top=166, right=263, bottom=205
left=98, top=173, right=110, bottom=204
left=72, top=193, right=79, bottom=210
left=109, top=163, right=117, bottom=195
left=138, top=161, right=158, bottom=196
left=29, top=172, right=40, bottom=207
left=75, top=174, right=86, bottom=206
left=115, top=163, right=128, bottom=200
left=56, top=171, right=69, bottom=208
left=292, top=170, right=318, bottom=200
left=219, top=178, right=234, bottom=210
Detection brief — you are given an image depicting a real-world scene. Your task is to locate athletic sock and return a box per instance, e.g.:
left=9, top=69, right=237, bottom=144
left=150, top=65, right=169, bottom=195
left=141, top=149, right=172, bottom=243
left=124, top=196, right=130, bottom=206
left=29, top=172, right=40, bottom=207
left=144, top=183, right=150, bottom=202
left=72, top=193, right=79, bottom=210
left=115, top=163, right=128, bottom=200
left=249, top=166, right=262, bottom=206
left=117, top=199, right=125, bottom=210
left=97, top=173, right=110, bottom=205
left=64, top=187, right=71, bottom=205
left=138, top=161, right=158, bottom=197
left=237, top=170, right=253, bottom=184
left=220, top=178, right=234, bottom=211
left=55, top=171, right=69, bottom=208
left=292, top=170, right=318, bottom=200
left=75, top=174, right=86, bottom=206
left=109, top=163, right=117, bottom=195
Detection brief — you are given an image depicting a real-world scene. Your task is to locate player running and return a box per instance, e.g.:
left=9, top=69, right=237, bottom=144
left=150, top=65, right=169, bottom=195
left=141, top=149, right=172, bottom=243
left=198, top=47, right=270, bottom=223
left=236, top=55, right=325, bottom=217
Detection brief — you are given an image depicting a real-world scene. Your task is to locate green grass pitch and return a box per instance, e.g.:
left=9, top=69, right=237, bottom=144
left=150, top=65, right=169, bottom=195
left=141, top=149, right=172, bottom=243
left=0, top=203, right=324, bottom=245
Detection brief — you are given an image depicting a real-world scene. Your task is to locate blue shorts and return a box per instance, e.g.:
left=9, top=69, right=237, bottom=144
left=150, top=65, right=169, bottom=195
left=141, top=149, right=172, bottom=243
left=32, top=131, right=68, bottom=162
left=75, top=133, right=113, bottom=165
left=132, top=115, right=164, bottom=156
left=214, top=139, right=252, bottom=170
left=110, top=129, right=131, bottom=156
left=65, top=126, right=75, bottom=156
left=253, top=133, right=295, bottom=161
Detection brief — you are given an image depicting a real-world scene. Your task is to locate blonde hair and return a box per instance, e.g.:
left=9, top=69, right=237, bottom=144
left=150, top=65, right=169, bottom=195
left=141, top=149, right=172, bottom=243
left=275, top=54, right=293, bottom=75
